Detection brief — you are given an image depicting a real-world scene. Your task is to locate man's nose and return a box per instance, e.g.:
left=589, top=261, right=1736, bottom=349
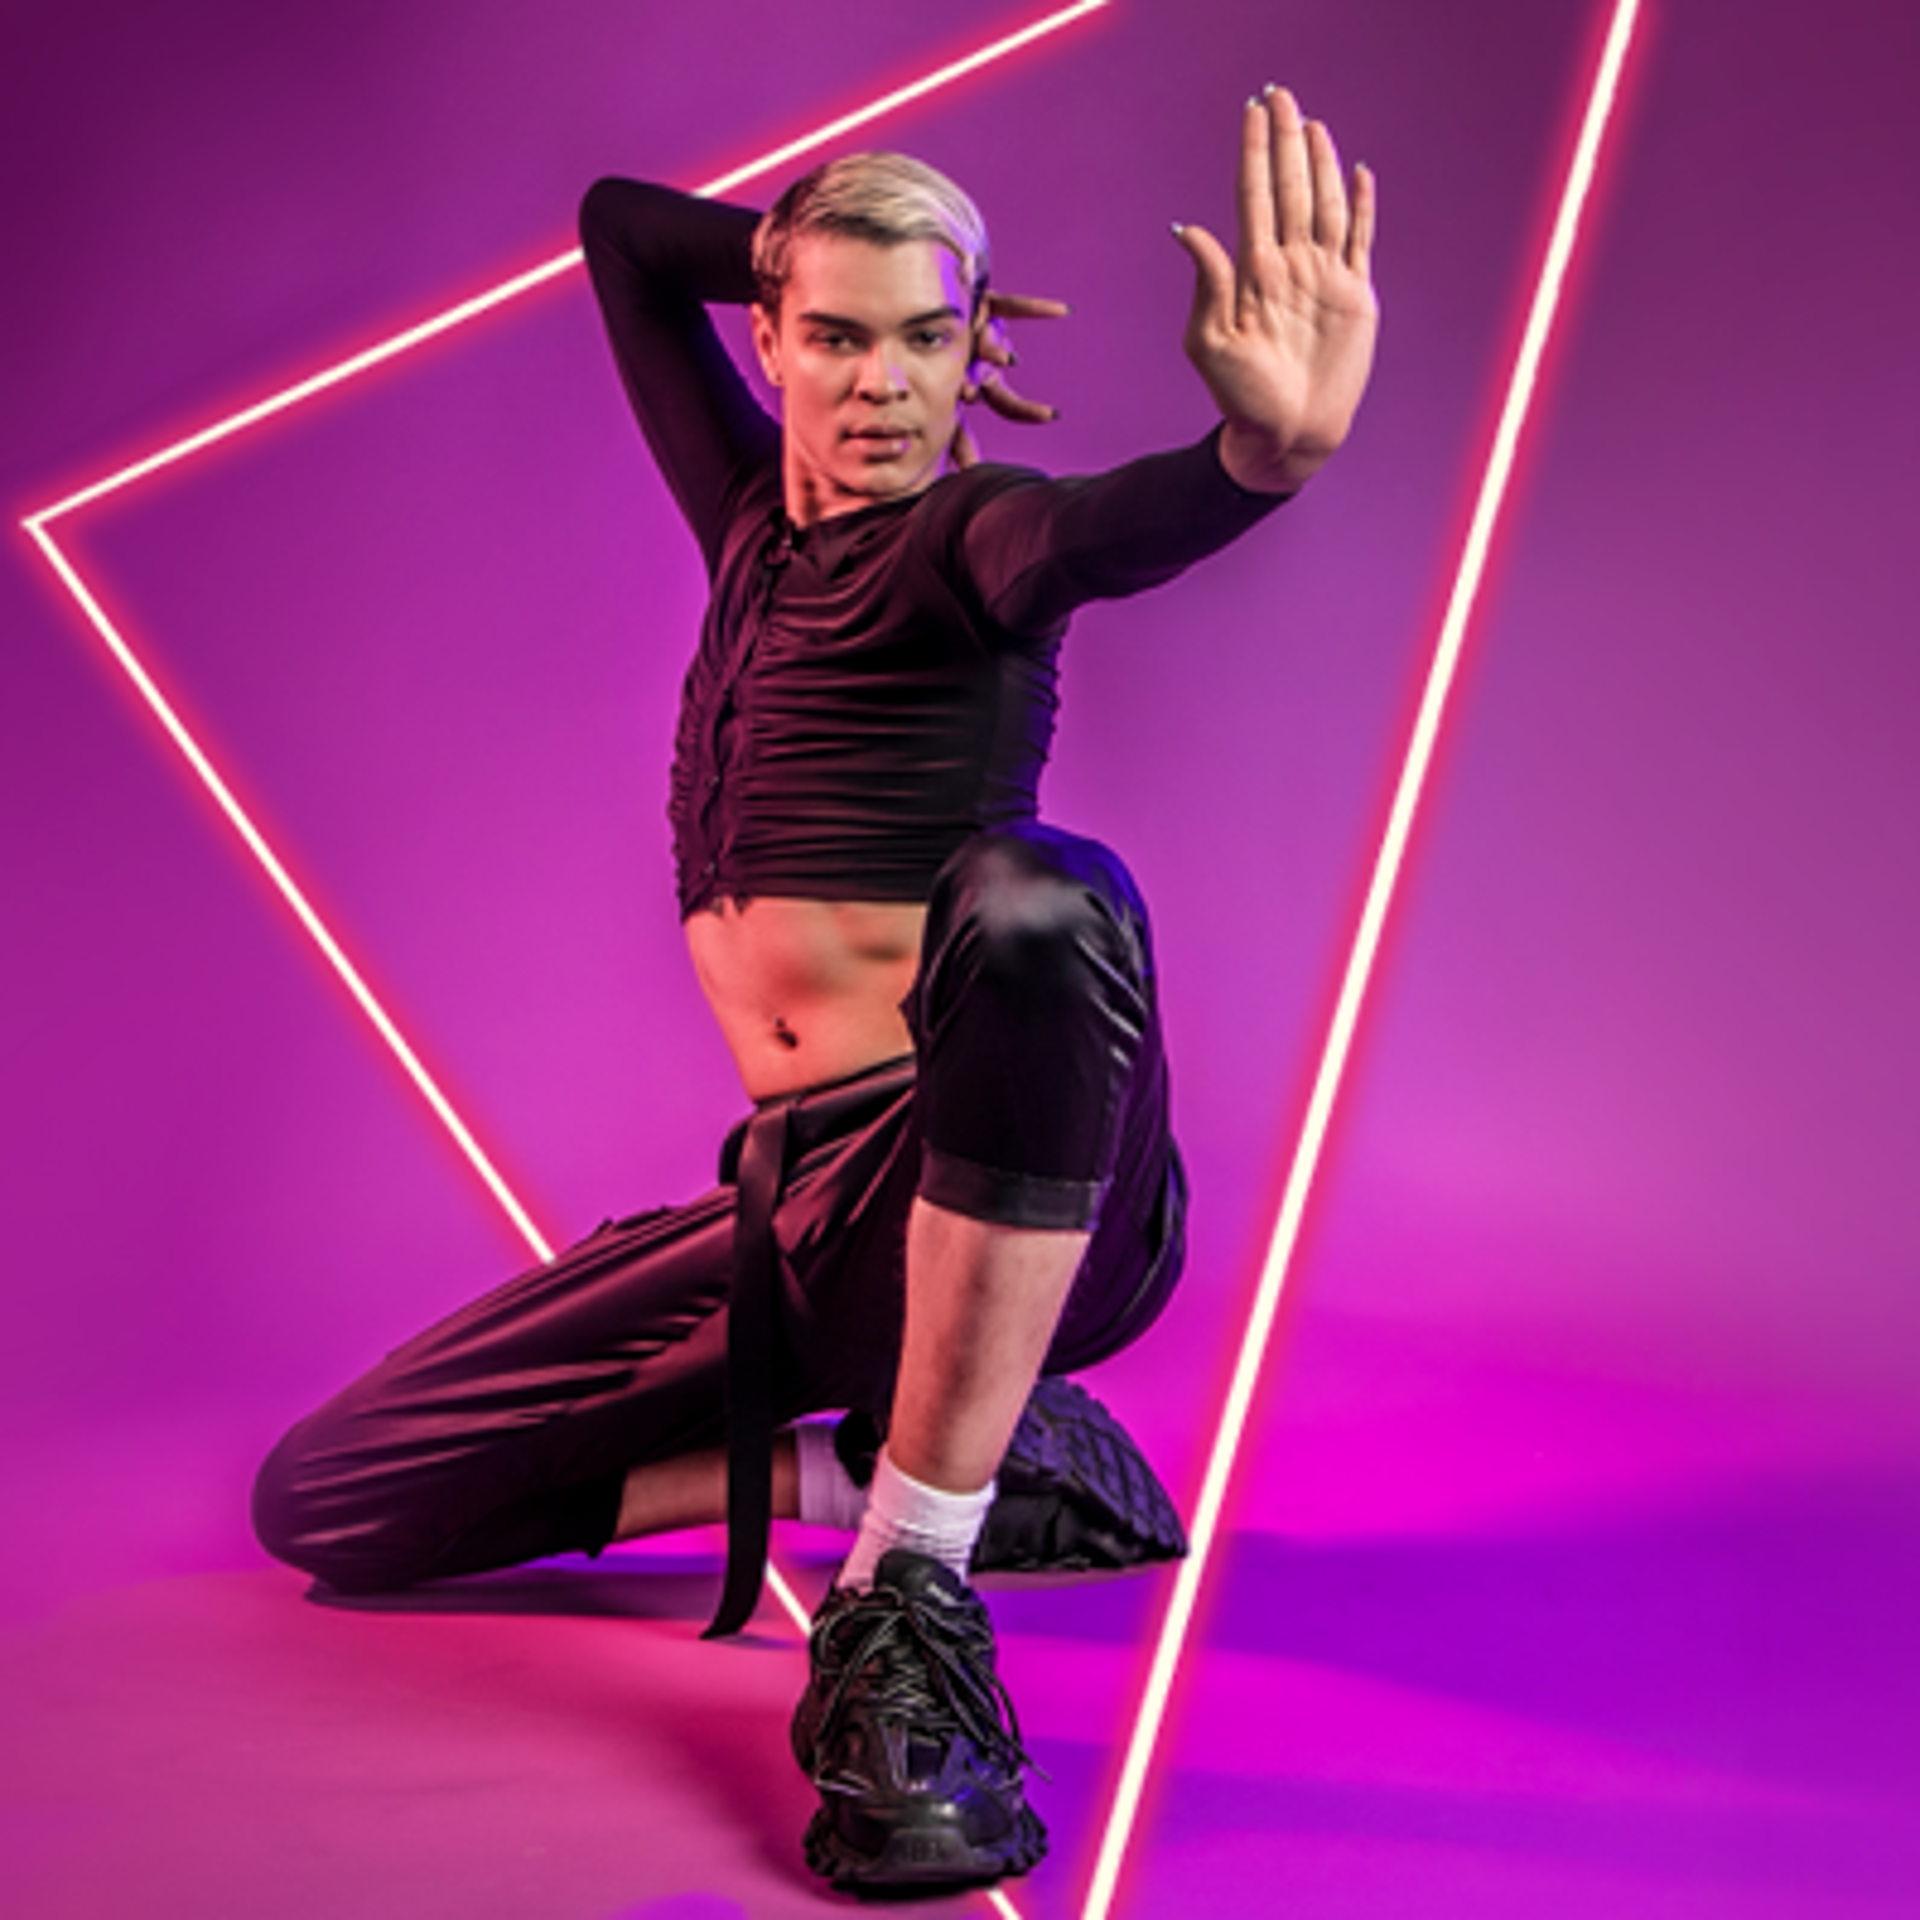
left=855, top=342, right=907, bottom=399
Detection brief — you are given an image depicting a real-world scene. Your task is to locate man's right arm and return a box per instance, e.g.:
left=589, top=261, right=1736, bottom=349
left=578, top=179, right=780, bottom=571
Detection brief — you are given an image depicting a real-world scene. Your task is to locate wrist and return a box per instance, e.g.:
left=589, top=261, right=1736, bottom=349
left=1216, top=419, right=1327, bottom=495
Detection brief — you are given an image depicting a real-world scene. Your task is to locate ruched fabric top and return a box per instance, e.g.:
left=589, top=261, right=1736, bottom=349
left=579, top=178, right=1289, bottom=918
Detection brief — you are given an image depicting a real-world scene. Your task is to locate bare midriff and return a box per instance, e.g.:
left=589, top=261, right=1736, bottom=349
left=684, top=895, right=928, bottom=1102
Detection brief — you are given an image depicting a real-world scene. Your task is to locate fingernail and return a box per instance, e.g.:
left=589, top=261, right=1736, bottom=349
left=1170, top=220, right=1186, bottom=236
left=1262, top=81, right=1277, bottom=98
left=1049, top=406, right=1063, bottom=420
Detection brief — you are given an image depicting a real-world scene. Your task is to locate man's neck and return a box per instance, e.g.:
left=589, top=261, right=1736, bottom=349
left=782, top=451, right=943, bottom=529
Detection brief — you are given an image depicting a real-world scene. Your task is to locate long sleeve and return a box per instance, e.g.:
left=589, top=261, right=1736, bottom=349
left=578, top=178, right=780, bottom=573
left=955, top=427, right=1291, bottom=639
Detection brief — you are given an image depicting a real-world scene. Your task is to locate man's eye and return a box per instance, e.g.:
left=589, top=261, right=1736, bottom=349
left=913, top=329, right=954, bottom=350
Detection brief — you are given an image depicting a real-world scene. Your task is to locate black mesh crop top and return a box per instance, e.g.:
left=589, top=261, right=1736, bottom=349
left=579, top=177, right=1289, bottom=918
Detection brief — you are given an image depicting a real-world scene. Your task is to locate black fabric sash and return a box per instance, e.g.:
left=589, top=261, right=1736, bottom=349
left=704, top=1097, right=789, bottom=1638
left=703, top=1055, right=916, bottom=1639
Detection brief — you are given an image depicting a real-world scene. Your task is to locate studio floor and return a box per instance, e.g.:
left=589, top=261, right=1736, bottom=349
left=5, top=1308, right=1914, bottom=1920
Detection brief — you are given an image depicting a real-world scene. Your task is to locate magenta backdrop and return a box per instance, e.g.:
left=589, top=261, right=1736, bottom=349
left=3, top=0, right=1917, bottom=1806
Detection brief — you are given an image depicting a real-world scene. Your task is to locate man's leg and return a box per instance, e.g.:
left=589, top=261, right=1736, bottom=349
left=834, top=1206, right=1086, bottom=1589
left=255, top=1054, right=922, bottom=1599
left=890, top=1204, right=1087, bottom=1493
left=794, top=824, right=1164, bottom=1889
left=251, top=1189, right=736, bottom=1594
left=612, top=1434, right=799, bottom=1539
left=609, top=1230, right=1058, bottom=1534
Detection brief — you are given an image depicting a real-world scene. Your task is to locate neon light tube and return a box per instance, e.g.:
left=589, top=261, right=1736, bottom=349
left=21, top=516, right=558, bottom=1263
left=28, top=0, right=1109, bottom=532
left=1080, top=4, right=1645, bottom=1914
left=21, top=0, right=1107, bottom=1267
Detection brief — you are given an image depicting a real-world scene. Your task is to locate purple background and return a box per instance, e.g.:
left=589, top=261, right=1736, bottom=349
left=4, top=1, right=1918, bottom=1914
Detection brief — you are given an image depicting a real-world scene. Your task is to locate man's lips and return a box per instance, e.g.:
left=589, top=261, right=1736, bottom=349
left=843, top=426, right=917, bottom=462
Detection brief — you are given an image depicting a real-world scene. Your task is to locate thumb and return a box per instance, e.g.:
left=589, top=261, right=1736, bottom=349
left=1170, top=220, right=1234, bottom=331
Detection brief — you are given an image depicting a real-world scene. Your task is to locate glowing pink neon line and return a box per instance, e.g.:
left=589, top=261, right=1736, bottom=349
left=21, top=514, right=559, bottom=1263
left=26, top=0, right=1108, bottom=530
left=25, top=251, right=584, bottom=528
left=19, top=0, right=1105, bottom=1279
left=764, top=1563, right=812, bottom=1640
left=1080, top=5, right=1644, bottom=1915
left=692, top=0, right=1107, bottom=203
left=23, top=16, right=1099, bottom=1904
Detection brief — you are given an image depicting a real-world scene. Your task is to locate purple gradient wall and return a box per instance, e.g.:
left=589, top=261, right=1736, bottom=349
left=4, top=0, right=1917, bottom=1606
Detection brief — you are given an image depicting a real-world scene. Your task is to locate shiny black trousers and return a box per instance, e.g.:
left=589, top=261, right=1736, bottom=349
left=252, top=824, right=1186, bottom=1595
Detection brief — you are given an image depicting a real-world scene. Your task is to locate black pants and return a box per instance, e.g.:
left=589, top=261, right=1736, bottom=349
left=253, top=825, right=1186, bottom=1596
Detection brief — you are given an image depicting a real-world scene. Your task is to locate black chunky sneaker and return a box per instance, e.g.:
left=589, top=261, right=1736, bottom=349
left=977, top=1376, right=1188, bottom=1574
left=791, top=1549, right=1047, bottom=1889
left=834, top=1379, right=1188, bottom=1576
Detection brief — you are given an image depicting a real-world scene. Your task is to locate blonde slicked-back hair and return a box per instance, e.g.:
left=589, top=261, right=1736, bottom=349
left=752, top=152, right=991, bottom=316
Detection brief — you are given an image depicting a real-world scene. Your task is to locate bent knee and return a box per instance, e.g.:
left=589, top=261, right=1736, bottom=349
left=250, top=1419, right=421, bottom=1596
left=941, top=829, right=1145, bottom=980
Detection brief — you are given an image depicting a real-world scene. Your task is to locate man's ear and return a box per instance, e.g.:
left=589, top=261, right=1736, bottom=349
left=750, top=303, right=783, bottom=387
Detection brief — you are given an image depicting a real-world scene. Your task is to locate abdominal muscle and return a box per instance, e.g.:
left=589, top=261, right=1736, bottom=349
left=684, top=895, right=929, bottom=1102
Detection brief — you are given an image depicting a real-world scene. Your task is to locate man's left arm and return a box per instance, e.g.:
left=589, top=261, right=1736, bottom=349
left=951, top=87, right=1378, bottom=636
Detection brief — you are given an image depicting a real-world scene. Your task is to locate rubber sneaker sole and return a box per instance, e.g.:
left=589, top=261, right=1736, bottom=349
left=802, top=1794, right=1047, bottom=1890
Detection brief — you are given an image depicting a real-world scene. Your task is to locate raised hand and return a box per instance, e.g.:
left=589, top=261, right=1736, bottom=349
left=1174, top=86, right=1378, bottom=493
left=949, top=290, right=1069, bottom=470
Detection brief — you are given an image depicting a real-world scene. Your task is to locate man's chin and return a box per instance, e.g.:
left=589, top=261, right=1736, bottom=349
left=834, top=458, right=939, bottom=504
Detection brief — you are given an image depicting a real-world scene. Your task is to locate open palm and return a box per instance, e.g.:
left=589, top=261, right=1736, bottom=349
left=1176, top=86, right=1379, bottom=493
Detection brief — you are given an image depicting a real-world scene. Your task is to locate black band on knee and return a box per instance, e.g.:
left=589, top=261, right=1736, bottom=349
left=919, top=1142, right=1105, bottom=1231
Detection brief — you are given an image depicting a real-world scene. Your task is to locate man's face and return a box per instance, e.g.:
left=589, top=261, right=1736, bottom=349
left=752, top=232, right=976, bottom=525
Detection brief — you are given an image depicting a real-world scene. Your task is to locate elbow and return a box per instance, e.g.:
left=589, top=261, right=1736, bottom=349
left=578, top=174, right=631, bottom=250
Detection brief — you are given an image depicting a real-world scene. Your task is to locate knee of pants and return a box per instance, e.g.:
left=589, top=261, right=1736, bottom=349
left=250, top=1424, right=330, bottom=1582
left=915, top=823, right=1154, bottom=1027
left=909, top=825, right=1158, bottom=1225
left=250, top=1416, right=426, bottom=1596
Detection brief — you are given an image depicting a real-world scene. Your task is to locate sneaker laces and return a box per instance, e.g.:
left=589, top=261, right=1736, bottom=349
left=809, top=1585, right=1046, bottom=1788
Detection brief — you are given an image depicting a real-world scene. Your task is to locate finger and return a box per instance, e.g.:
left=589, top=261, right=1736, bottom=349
left=985, top=291, right=1071, bottom=320
left=1267, top=86, right=1313, bottom=247
left=973, top=320, right=1017, bottom=370
left=985, top=389, right=1057, bottom=425
left=1172, top=219, right=1235, bottom=331
left=1347, top=161, right=1377, bottom=278
left=950, top=417, right=980, bottom=469
left=1236, top=93, right=1276, bottom=282
left=1306, top=118, right=1349, bottom=253
left=976, top=369, right=1057, bottom=425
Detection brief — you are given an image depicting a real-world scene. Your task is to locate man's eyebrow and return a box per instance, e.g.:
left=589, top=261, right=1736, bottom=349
left=796, top=305, right=966, bottom=330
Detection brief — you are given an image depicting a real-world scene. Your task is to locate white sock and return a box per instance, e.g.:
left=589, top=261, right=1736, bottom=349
left=838, top=1447, right=995, bottom=1591
left=791, top=1420, right=869, bottom=1531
